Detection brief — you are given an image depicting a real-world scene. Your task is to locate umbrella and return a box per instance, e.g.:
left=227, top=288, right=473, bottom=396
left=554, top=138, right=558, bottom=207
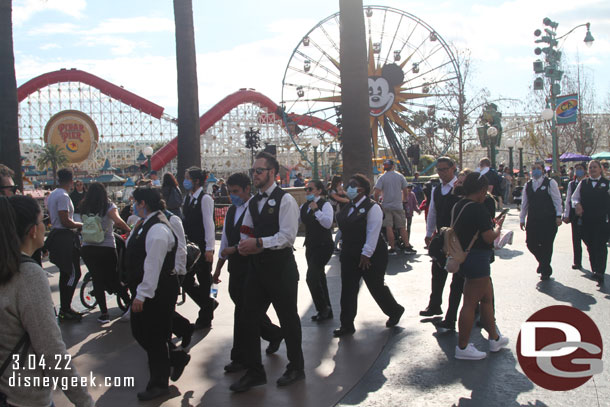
left=545, top=152, right=591, bottom=163
left=591, top=151, right=610, bottom=160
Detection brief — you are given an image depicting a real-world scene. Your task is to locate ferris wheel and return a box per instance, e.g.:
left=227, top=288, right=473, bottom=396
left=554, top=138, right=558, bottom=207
left=281, top=5, right=462, bottom=173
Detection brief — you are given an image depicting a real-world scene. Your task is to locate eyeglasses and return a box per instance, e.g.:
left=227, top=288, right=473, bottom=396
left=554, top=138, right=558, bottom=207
left=436, top=167, right=451, bottom=172
left=347, top=182, right=359, bottom=188
left=252, top=167, right=271, bottom=175
left=305, top=187, right=314, bottom=192
left=0, top=185, right=18, bottom=193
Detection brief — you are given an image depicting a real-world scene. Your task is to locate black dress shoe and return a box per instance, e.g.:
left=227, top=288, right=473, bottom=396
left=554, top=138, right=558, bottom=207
left=386, top=305, right=405, bottom=327
left=593, top=273, right=605, bottom=284
left=434, top=319, right=456, bottom=332
left=224, top=361, right=246, bottom=373
left=312, top=308, right=333, bottom=322
left=170, top=352, right=191, bottom=381
left=540, top=274, right=551, bottom=281
left=333, top=326, right=355, bottom=337
left=181, top=323, right=195, bottom=348
left=265, top=337, right=283, bottom=354
left=572, top=264, right=582, bottom=270
left=229, top=373, right=267, bottom=392
left=137, top=386, right=169, bottom=401
left=194, top=319, right=212, bottom=329
left=276, top=369, right=305, bottom=386
left=419, top=306, right=442, bottom=317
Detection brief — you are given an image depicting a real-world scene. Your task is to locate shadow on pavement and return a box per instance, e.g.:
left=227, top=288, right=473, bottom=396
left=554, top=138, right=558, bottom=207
left=535, top=279, right=596, bottom=311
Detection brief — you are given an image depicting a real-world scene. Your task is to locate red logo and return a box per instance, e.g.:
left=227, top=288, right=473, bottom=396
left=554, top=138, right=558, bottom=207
left=517, top=305, right=603, bottom=391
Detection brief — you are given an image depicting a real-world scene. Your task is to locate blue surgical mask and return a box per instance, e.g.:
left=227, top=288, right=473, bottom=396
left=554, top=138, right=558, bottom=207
left=346, top=186, right=359, bottom=200
left=575, top=169, right=585, bottom=178
left=183, top=179, right=193, bottom=190
left=532, top=169, right=543, bottom=179
left=230, top=194, right=244, bottom=207
left=132, top=203, right=141, bottom=218
left=306, top=194, right=315, bottom=201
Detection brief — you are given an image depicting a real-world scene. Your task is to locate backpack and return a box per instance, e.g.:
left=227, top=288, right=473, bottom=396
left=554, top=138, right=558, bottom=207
left=82, top=213, right=105, bottom=244
left=440, top=201, right=480, bottom=274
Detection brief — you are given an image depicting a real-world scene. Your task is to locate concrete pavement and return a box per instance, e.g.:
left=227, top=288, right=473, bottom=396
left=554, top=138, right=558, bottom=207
left=43, top=207, right=609, bottom=406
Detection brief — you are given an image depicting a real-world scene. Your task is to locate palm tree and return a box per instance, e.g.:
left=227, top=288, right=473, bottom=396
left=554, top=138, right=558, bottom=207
left=339, top=0, right=372, bottom=181
left=173, top=0, right=201, bottom=185
left=0, top=0, right=22, bottom=189
left=37, top=145, right=69, bottom=187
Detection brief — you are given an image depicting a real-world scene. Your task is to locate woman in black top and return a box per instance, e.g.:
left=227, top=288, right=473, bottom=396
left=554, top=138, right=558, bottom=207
left=300, top=180, right=334, bottom=321
left=161, top=173, right=183, bottom=218
left=453, top=172, right=507, bottom=360
left=333, top=174, right=404, bottom=337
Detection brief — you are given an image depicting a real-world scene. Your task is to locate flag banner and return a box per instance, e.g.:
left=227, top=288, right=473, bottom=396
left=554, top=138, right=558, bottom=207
left=556, top=94, right=578, bottom=125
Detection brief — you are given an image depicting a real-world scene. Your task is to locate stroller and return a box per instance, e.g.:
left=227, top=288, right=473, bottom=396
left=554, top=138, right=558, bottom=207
left=79, top=233, right=130, bottom=312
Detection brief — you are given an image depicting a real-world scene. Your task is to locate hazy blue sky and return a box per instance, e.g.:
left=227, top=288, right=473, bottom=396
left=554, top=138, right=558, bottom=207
left=12, top=0, right=610, bottom=116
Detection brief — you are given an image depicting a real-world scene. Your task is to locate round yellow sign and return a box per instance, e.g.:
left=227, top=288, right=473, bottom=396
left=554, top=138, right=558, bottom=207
left=44, top=110, right=99, bottom=163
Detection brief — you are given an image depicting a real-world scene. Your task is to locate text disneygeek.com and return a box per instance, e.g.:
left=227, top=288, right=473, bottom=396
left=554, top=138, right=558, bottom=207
left=9, top=371, right=135, bottom=390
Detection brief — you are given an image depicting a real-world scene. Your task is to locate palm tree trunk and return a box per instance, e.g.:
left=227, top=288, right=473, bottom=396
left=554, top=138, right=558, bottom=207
left=173, top=0, right=201, bottom=184
left=339, top=0, right=372, bottom=181
left=0, top=0, right=22, bottom=189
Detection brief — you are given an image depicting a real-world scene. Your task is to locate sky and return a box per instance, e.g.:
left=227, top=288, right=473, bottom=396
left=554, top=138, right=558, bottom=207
left=11, top=0, right=610, bottom=118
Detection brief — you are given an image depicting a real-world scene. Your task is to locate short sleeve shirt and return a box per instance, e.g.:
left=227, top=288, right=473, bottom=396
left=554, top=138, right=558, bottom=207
left=374, top=171, right=408, bottom=210
left=452, top=198, right=493, bottom=251
left=47, top=188, right=74, bottom=230
left=82, top=203, right=117, bottom=248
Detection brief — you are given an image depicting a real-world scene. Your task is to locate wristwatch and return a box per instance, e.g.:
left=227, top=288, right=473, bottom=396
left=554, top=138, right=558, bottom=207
left=256, top=238, right=262, bottom=248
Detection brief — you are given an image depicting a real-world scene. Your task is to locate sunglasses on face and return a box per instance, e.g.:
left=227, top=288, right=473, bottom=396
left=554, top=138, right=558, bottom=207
left=0, top=185, right=18, bottom=193
left=305, top=187, right=314, bottom=192
left=347, top=182, right=360, bottom=188
left=252, top=167, right=271, bottom=175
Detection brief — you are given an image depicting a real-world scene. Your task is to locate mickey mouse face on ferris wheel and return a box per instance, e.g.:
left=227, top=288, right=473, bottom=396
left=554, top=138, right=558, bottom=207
left=368, top=64, right=404, bottom=117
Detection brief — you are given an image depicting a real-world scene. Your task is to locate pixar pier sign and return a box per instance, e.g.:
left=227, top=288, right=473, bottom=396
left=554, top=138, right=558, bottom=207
left=44, top=110, right=99, bottom=164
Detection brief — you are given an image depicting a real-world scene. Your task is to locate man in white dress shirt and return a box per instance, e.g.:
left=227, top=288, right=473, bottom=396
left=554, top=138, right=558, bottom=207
left=230, top=152, right=304, bottom=392
left=182, top=167, right=217, bottom=328
left=519, top=160, right=563, bottom=280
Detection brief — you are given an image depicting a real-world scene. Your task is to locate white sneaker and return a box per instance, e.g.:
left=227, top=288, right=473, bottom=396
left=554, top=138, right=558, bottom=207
left=455, top=343, right=487, bottom=360
left=119, top=307, right=131, bottom=322
left=489, top=335, right=509, bottom=352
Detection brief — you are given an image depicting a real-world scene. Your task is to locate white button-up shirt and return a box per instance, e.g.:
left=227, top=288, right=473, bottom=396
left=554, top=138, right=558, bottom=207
left=219, top=200, right=249, bottom=260
left=347, top=195, right=383, bottom=258
left=240, top=184, right=299, bottom=249
left=299, top=196, right=334, bottom=230
left=519, top=177, right=563, bottom=223
left=425, top=176, right=457, bottom=237
left=188, top=186, right=216, bottom=252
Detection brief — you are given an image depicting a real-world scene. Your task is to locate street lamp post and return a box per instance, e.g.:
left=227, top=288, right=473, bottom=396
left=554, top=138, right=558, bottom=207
left=507, top=139, right=515, bottom=174
left=143, top=145, right=153, bottom=175
left=516, top=140, right=524, bottom=177
left=533, top=18, right=594, bottom=176
left=487, top=126, right=499, bottom=168
left=311, top=138, right=320, bottom=180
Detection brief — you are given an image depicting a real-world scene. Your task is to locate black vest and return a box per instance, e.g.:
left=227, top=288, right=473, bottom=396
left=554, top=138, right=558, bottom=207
left=580, top=177, right=610, bottom=224
left=125, top=212, right=177, bottom=293
left=336, top=198, right=386, bottom=257
left=433, top=184, right=460, bottom=231
left=248, top=186, right=286, bottom=239
left=301, top=199, right=333, bottom=248
left=525, top=178, right=555, bottom=222
left=183, top=190, right=206, bottom=247
left=224, top=204, right=248, bottom=271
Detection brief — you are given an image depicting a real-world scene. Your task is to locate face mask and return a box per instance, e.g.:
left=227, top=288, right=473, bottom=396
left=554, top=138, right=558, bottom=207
left=532, top=169, right=543, bottom=179
left=132, top=203, right=142, bottom=218
left=575, top=169, right=585, bottom=178
left=346, top=186, right=359, bottom=200
left=306, top=194, right=315, bottom=201
left=230, top=194, right=244, bottom=207
left=183, top=179, right=193, bottom=190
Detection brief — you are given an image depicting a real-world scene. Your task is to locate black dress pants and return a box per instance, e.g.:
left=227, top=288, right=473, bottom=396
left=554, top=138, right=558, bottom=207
left=47, top=229, right=82, bottom=311
left=571, top=220, right=584, bottom=267
left=305, top=244, right=333, bottom=314
left=241, top=249, right=304, bottom=377
left=339, top=248, right=401, bottom=329
left=182, top=245, right=215, bottom=324
left=130, top=274, right=179, bottom=389
left=583, top=222, right=609, bottom=275
left=526, top=220, right=558, bottom=276
left=427, top=260, right=463, bottom=318
left=229, top=266, right=282, bottom=364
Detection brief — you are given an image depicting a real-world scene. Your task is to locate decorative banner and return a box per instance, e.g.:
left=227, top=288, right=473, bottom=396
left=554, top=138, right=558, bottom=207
left=44, top=110, right=99, bottom=163
left=555, top=94, right=578, bottom=126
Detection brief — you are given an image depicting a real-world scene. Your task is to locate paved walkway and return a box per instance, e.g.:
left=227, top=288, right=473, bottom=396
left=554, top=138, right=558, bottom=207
left=45, top=208, right=609, bottom=406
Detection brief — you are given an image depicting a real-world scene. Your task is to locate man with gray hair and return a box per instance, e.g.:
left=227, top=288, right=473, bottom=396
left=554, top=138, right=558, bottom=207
left=519, top=159, right=563, bottom=280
